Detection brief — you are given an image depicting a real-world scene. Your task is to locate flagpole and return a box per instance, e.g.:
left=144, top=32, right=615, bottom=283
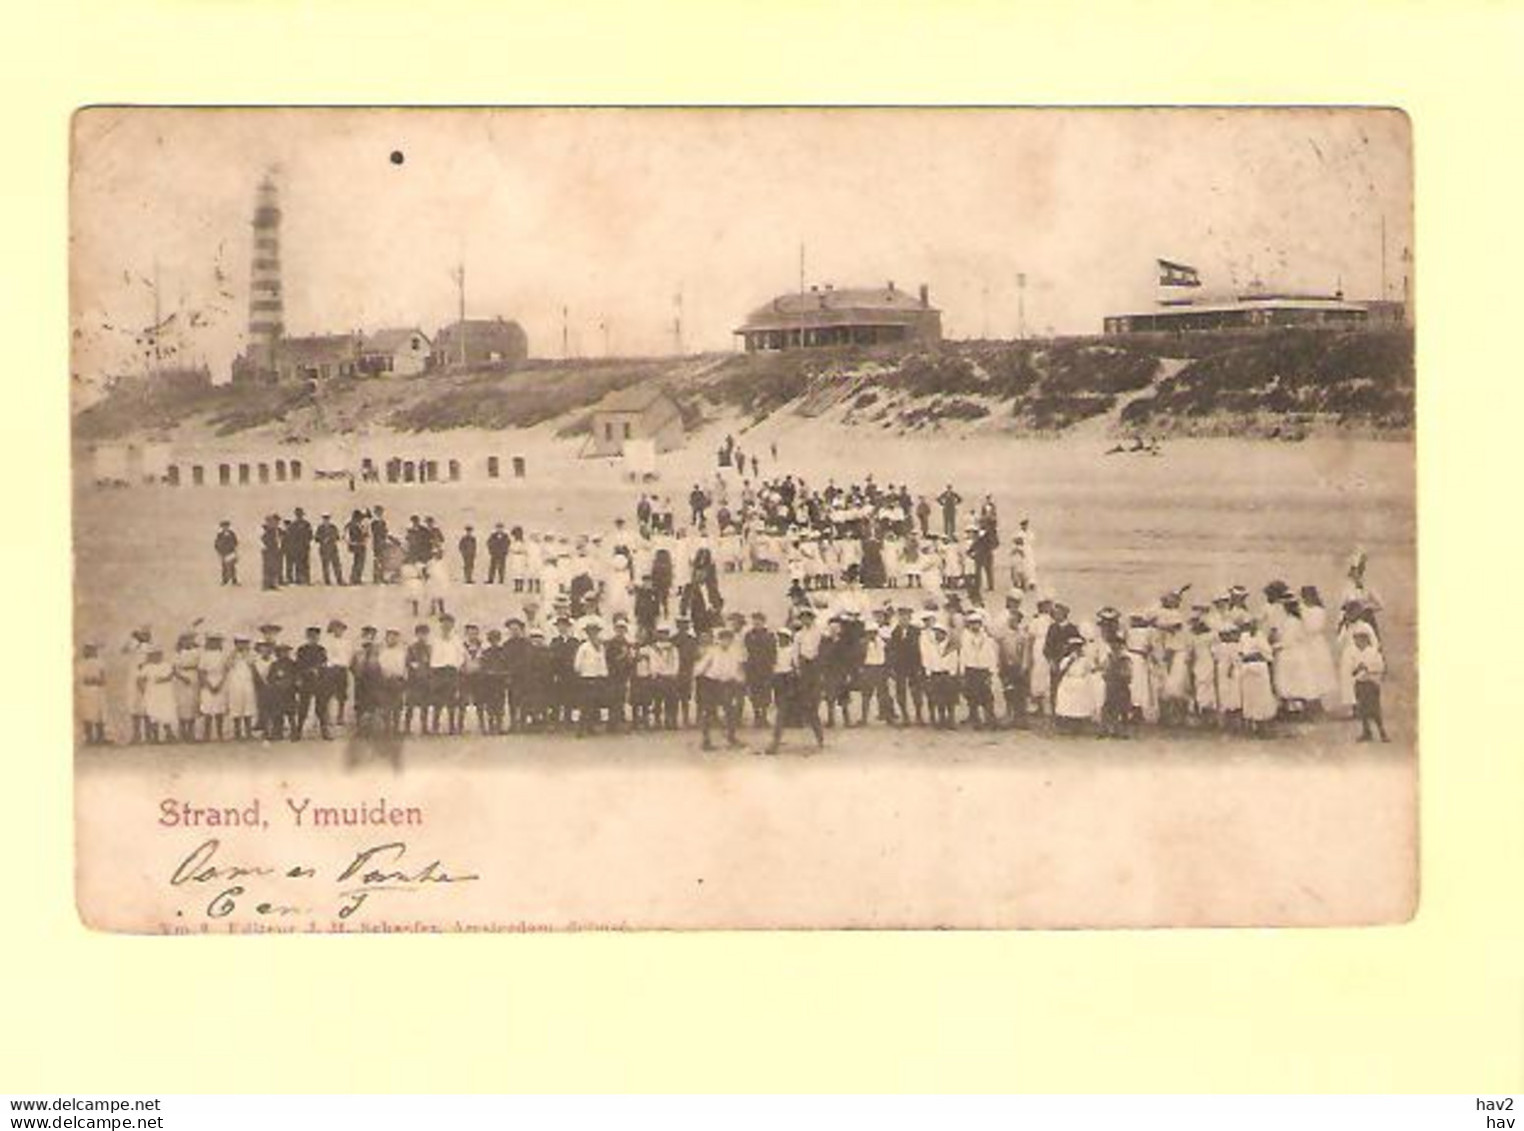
left=1380, top=215, right=1388, bottom=301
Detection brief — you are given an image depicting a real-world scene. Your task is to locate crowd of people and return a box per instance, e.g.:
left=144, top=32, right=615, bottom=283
left=81, top=454, right=1396, bottom=752
left=208, top=471, right=1033, bottom=625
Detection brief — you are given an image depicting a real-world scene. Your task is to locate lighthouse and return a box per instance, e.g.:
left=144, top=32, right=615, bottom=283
left=246, top=171, right=284, bottom=378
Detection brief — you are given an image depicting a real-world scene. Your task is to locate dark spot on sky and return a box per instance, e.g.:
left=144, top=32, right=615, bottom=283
left=390, top=150, right=405, bottom=166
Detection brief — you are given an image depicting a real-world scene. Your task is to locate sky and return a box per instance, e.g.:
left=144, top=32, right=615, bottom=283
left=70, top=107, right=1412, bottom=382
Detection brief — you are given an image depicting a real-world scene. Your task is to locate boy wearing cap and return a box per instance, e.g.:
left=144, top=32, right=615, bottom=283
left=519, top=628, right=551, bottom=730
left=574, top=621, right=610, bottom=737
left=432, top=615, right=466, bottom=735
left=499, top=618, right=530, bottom=732
left=351, top=627, right=383, bottom=734
left=648, top=626, right=681, bottom=729
left=324, top=620, right=353, bottom=726
left=293, top=627, right=331, bottom=740
left=404, top=625, right=433, bottom=735
left=475, top=629, right=506, bottom=734
left=375, top=629, right=407, bottom=734
left=960, top=611, right=999, bottom=729
left=995, top=599, right=1030, bottom=727
left=695, top=627, right=745, bottom=750
left=921, top=620, right=955, bottom=729
left=858, top=609, right=896, bottom=726
left=766, top=626, right=824, bottom=754
left=605, top=616, right=635, bottom=733
left=627, top=634, right=655, bottom=730
left=1341, top=627, right=1389, bottom=742
left=264, top=645, right=299, bottom=741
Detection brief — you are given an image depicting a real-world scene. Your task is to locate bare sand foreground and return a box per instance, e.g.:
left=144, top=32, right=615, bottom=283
left=72, top=430, right=1416, bottom=931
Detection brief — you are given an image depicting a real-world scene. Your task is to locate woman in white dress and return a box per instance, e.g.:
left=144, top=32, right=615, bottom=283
left=1158, top=614, right=1192, bottom=726
left=1237, top=620, right=1278, bottom=734
left=882, top=536, right=903, bottom=589
left=901, top=535, right=922, bottom=589
left=1190, top=622, right=1218, bottom=723
left=225, top=637, right=259, bottom=740
left=172, top=634, right=202, bottom=742
left=401, top=560, right=426, bottom=618
left=921, top=537, right=944, bottom=593
left=1124, top=614, right=1157, bottom=723
left=1082, top=622, right=1107, bottom=722
left=1053, top=636, right=1095, bottom=733
left=1272, top=597, right=1316, bottom=711
left=1213, top=627, right=1243, bottom=729
left=1297, top=585, right=1338, bottom=710
left=76, top=644, right=107, bottom=745
left=425, top=550, right=452, bottom=618
left=141, top=647, right=178, bottom=743
left=121, top=629, right=152, bottom=743
left=197, top=635, right=229, bottom=742
left=1027, top=602, right=1053, bottom=717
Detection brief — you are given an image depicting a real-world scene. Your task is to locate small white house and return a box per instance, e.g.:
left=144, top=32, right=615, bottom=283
left=359, top=328, right=432, bottom=377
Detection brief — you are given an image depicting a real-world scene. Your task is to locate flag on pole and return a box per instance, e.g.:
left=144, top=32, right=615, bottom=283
left=1157, top=258, right=1202, bottom=287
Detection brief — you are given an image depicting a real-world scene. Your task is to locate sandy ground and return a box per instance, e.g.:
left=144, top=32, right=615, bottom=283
left=71, top=428, right=1416, bottom=930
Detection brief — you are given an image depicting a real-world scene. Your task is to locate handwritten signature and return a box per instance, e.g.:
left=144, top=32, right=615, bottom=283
left=169, top=838, right=480, bottom=921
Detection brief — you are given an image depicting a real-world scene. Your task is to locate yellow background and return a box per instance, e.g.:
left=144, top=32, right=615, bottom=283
left=4, top=0, right=1521, bottom=1093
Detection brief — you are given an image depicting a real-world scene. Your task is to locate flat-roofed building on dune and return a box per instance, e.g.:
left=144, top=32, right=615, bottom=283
left=735, top=282, right=941, bottom=352
left=1103, top=293, right=1372, bottom=335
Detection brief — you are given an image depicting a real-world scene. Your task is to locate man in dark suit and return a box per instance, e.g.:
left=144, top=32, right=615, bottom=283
left=345, top=510, right=369, bottom=585
left=214, top=520, right=239, bottom=586
left=887, top=604, right=924, bottom=726
left=316, top=513, right=344, bottom=586
left=547, top=615, right=580, bottom=730
left=485, top=523, right=510, bottom=585
left=459, top=525, right=478, bottom=584
left=369, top=506, right=389, bottom=584
left=287, top=508, right=314, bottom=585
left=260, top=515, right=283, bottom=591
left=937, top=486, right=962, bottom=540
left=742, top=611, right=778, bottom=726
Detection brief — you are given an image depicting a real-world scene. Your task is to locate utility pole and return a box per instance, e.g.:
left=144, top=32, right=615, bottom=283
left=151, top=258, right=162, bottom=376
left=1017, top=272, right=1027, bottom=341
left=673, top=289, right=684, bottom=356
left=562, top=305, right=570, bottom=360
left=981, top=283, right=989, bottom=339
left=1380, top=215, right=1388, bottom=300
left=451, top=263, right=467, bottom=368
